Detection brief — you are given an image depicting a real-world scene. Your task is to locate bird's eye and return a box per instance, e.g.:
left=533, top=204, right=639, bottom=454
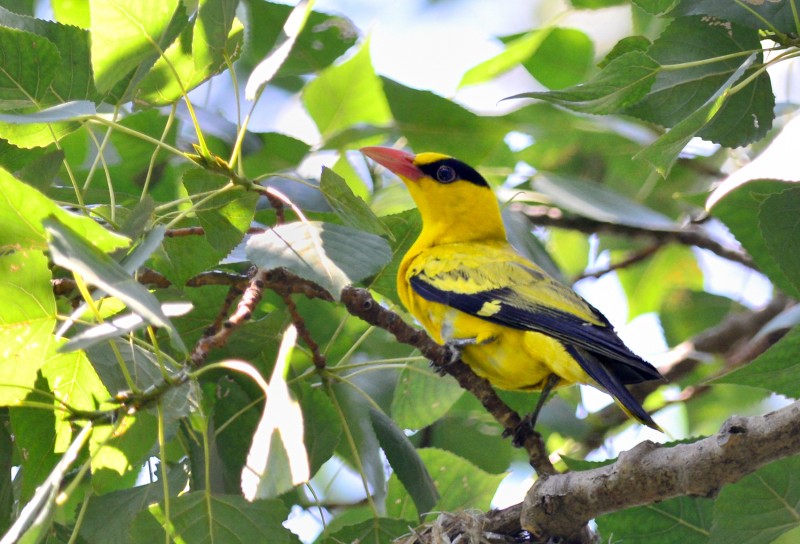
left=436, top=165, right=457, bottom=183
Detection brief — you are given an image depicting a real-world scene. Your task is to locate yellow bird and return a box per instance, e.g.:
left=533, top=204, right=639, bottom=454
left=361, top=147, right=663, bottom=432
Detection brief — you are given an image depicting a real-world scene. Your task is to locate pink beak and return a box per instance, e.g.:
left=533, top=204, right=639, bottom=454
left=360, top=147, right=423, bottom=181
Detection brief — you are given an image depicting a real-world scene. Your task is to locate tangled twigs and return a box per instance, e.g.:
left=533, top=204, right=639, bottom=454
left=340, top=286, right=556, bottom=476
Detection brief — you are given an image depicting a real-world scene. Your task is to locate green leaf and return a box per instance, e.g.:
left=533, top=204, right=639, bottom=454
left=369, top=406, right=439, bottom=518
left=320, top=167, right=390, bottom=237
left=16, top=149, right=64, bottom=192
left=244, top=0, right=316, bottom=100
left=616, top=244, right=703, bottom=319
left=0, top=251, right=56, bottom=405
left=635, top=52, right=757, bottom=177
left=627, top=17, right=773, bottom=149
left=522, top=28, right=594, bottom=90
left=462, top=28, right=593, bottom=90
left=367, top=209, right=421, bottom=304
left=330, top=382, right=386, bottom=506
left=89, top=0, right=181, bottom=93
left=242, top=327, right=310, bottom=500
left=192, top=0, right=238, bottom=70
left=382, top=77, right=511, bottom=163
left=303, top=39, right=391, bottom=140
left=0, top=26, right=59, bottom=108
left=0, top=6, right=98, bottom=104
left=242, top=132, right=311, bottom=179
left=503, top=208, right=565, bottom=281
left=709, top=180, right=800, bottom=299
left=671, top=0, right=798, bottom=34
left=506, top=51, right=661, bottom=114
left=41, top=349, right=110, bottom=446
left=90, top=412, right=158, bottom=494
left=9, top=381, right=60, bottom=502
left=391, top=361, right=463, bottom=429
left=151, top=171, right=257, bottom=286
left=598, top=35, right=651, bottom=67
left=52, top=0, right=90, bottom=27
left=399, top=448, right=505, bottom=520
left=0, top=168, right=129, bottom=252
left=532, top=174, right=675, bottom=229
left=96, top=110, right=178, bottom=198
left=460, top=29, right=553, bottom=88
left=633, top=0, right=680, bottom=15
left=597, top=495, right=714, bottom=543
left=415, top=396, right=511, bottom=474
left=85, top=339, right=190, bottom=423
left=245, top=221, right=392, bottom=300
left=0, top=425, right=91, bottom=544
left=319, top=518, right=410, bottom=544
left=710, top=456, right=800, bottom=544
left=571, top=0, right=627, bottom=7
left=44, top=217, right=185, bottom=352
left=136, top=493, right=299, bottom=543
left=660, top=290, right=741, bottom=347
left=242, top=0, right=358, bottom=79
left=80, top=468, right=189, bottom=544
left=298, top=384, right=341, bottom=476
left=135, top=5, right=244, bottom=105
left=759, top=187, right=800, bottom=297
left=714, top=327, right=800, bottom=397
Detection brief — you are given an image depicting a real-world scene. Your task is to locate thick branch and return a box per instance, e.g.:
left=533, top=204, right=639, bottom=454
left=520, top=400, right=800, bottom=542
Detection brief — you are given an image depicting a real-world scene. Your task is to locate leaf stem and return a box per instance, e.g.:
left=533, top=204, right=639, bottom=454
left=88, top=116, right=186, bottom=158
left=660, top=49, right=763, bottom=71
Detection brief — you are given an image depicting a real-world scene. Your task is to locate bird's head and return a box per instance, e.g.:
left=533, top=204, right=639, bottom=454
left=360, top=147, right=505, bottom=244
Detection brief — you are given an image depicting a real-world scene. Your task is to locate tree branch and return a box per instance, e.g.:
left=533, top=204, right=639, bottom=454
left=520, top=400, right=800, bottom=542
left=512, top=203, right=755, bottom=270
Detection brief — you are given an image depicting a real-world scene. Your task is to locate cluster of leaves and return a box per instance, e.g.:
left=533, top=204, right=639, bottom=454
left=0, top=0, right=798, bottom=543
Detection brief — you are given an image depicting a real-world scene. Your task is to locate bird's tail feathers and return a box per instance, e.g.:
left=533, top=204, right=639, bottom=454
left=566, top=346, right=662, bottom=432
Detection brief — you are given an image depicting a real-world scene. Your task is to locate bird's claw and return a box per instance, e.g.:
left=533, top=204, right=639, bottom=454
left=508, top=413, right=537, bottom=448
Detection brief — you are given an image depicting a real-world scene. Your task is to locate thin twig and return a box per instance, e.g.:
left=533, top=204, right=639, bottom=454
left=513, top=203, right=755, bottom=270
left=573, top=242, right=663, bottom=281
left=189, top=269, right=266, bottom=368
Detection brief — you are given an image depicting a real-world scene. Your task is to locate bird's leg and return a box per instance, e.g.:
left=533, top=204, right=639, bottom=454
left=436, top=335, right=496, bottom=375
left=512, top=373, right=560, bottom=446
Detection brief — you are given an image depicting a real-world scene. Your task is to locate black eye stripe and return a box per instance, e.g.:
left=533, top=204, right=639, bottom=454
left=418, top=158, right=489, bottom=187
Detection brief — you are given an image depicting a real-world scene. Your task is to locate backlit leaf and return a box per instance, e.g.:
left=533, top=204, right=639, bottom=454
left=506, top=51, right=660, bottom=114
left=0, top=251, right=55, bottom=405
left=0, top=168, right=129, bottom=252
left=303, top=39, right=390, bottom=140
left=245, top=221, right=391, bottom=299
